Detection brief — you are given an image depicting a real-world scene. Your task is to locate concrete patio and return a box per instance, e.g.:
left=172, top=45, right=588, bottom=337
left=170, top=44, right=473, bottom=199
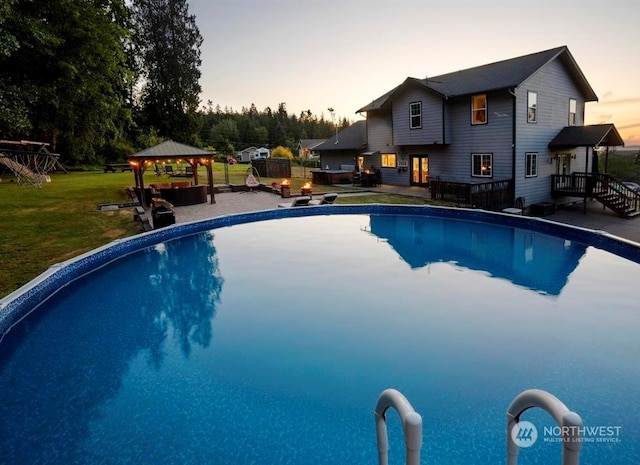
left=169, top=186, right=640, bottom=244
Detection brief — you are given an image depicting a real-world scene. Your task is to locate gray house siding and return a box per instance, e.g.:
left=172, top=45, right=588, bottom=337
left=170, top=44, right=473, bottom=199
left=366, top=111, right=406, bottom=185
left=318, top=153, right=359, bottom=170
left=392, top=86, right=446, bottom=146
left=515, top=58, right=587, bottom=205
left=428, top=90, right=514, bottom=183
left=359, top=47, right=605, bottom=206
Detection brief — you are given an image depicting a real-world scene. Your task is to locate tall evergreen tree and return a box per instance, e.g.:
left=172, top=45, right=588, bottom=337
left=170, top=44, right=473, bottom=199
left=131, top=0, right=203, bottom=144
left=0, top=0, right=133, bottom=163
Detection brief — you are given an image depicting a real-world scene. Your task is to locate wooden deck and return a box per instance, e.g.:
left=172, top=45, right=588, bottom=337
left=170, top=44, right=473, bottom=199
left=429, top=179, right=513, bottom=210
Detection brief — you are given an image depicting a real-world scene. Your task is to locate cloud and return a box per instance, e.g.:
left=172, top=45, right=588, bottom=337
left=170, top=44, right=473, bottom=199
left=617, top=122, right=640, bottom=131
left=597, top=96, right=640, bottom=106
left=596, top=114, right=613, bottom=121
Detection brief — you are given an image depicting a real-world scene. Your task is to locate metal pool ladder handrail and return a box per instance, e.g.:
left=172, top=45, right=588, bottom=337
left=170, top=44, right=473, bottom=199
left=506, top=389, right=583, bottom=465
left=374, top=388, right=423, bottom=465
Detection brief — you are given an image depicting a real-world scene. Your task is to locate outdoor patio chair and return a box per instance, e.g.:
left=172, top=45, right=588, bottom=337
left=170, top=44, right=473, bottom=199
left=164, top=165, right=175, bottom=176
left=278, top=196, right=311, bottom=208
left=309, top=193, right=338, bottom=205
left=502, top=196, right=525, bottom=215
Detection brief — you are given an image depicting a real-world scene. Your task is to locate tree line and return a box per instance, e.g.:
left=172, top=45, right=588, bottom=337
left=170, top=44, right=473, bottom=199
left=0, top=0, right=347, bottom=166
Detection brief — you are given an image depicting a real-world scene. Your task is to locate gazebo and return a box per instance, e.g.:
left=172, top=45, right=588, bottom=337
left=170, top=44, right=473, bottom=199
left=127, top=140, right=216, bottom=207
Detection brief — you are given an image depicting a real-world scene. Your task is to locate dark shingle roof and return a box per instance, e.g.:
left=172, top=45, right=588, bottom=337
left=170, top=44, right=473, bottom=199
left=548, top=124, right=624, bottom=149
left=129, top=140, right=211, bottom=159
left=358, top=46, right=598, bottom=112
left=298, top=139, right=327, bottom=149
left=314, top=120, right=367, bottom=151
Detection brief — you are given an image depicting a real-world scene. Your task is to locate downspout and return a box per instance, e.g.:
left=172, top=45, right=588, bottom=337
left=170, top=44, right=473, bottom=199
left=508, top=88, right=517, bottom=201
left=442, top=97, right=446, bottom=144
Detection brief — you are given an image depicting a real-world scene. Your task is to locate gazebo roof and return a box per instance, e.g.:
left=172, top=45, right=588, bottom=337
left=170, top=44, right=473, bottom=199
left=128, top=140, right=213, bottom=160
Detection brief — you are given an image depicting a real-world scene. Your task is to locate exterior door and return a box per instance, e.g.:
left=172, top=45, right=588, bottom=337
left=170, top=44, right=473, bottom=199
left=556, top=154, right=571, bottom=175
left=411, top=155, right=429, bottom=186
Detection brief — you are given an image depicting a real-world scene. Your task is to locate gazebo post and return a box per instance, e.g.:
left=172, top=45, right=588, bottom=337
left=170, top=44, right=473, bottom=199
left=137, top=164, right=147, bottom=209
left=207, top=160, right=216, bottom=204
left=190, top=159, right=199, bottom=185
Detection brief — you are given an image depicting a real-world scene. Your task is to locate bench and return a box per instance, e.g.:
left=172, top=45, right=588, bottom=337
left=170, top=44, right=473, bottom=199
left=104, top=163, right=133, bottom=173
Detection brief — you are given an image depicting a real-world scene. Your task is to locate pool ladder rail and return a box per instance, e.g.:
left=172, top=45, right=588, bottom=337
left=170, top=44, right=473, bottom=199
left=374, top=388, right=583, bottom=465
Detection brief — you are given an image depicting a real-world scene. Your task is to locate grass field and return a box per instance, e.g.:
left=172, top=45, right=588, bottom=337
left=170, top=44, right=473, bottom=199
left=0, top=164, right=433, bottom=297
left=0, top=171, right=142, bottom=297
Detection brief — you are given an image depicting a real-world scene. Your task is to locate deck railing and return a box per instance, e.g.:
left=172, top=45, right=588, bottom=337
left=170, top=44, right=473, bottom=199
left=430, top=178, right=513, bottom=210
left=552, top=172, right=640, bottom=217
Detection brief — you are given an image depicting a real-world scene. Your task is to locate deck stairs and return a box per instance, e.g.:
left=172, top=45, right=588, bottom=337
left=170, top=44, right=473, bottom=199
left=552, top=172, right=640, bottom=218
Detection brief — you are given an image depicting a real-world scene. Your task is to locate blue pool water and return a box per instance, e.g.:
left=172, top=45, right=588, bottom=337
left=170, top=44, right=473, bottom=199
left=1, top=207, right=639, bottom=464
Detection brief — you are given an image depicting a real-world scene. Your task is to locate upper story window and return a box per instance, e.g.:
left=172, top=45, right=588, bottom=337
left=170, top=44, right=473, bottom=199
left=525, top=152, right=538, bottom=177
left=527, top=91, right=537, bottom=123
left=472, top=153, right=492, bottom=177
left=471, top=94, right=487, bottom=125
left=381, top=153, right=396, bottom=168
left=409, top=102, right=422, bottom=129
left=568, top=99, right=577, bottom=125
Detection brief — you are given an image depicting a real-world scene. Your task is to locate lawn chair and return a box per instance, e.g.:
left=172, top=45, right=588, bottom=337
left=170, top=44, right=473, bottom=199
left=502, top=196, right=525, bottom=215
left=278, top=196, right=311, bottom=208
left=309, top=193, right=338, bottom=205
left=165, top=165, right=175, bottom=176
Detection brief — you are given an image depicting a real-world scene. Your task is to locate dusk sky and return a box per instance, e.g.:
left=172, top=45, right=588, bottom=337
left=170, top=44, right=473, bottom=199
left=188, top=0, right=640, bottom=146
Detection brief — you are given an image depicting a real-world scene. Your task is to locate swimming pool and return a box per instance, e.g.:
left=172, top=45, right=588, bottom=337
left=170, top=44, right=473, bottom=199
left=1, top=205, right=639, bottom=464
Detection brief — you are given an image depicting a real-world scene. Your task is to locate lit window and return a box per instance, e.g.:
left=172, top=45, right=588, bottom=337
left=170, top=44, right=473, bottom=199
left=568, top=99, right=576, bottom=125
left=472, top=153, right=492, bottom=177
left=410, top=102, right=421, bottom=129
left=527, top=91, right=537, bottom=123
left=471, top=94, right=487, bottom=125
left=381, top=153, right=396, bottom=168
left=525, top=152, right=537, bottom=177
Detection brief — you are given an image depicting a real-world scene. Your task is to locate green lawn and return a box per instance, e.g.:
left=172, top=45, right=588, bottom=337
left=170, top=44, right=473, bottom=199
left=0, top=171, right=142, bottom=297
left=0, top=166, right=433, bottom=298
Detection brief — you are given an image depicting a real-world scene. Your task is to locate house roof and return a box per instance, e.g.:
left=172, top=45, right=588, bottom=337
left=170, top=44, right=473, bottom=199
left=128, top=140, right=212, bottom=160
left=314, top=120, right=367, bottom=151
left=548, top=124, right=624, bottom=149
left=298, top=139, right=327, bottom=149
left=357, top=46, right=598, bottom=112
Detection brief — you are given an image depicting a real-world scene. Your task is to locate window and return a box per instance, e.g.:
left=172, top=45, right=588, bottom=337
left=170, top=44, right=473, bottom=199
left=525, top=152, right=538, bottom=177
left=472, top=153, right=492, bottom=177
left=471, top=94, right=487, bottom=124
left=527, top=91, right=537, bottom=123
left=568, top=99, right=577, bottom=125
left=381, top=153, right=396, bottom=168
left=410, top=102, right=421, bottom=129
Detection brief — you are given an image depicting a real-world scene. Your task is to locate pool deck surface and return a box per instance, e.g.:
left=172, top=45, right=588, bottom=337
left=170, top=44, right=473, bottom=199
left=172, top=185, right=640, bottom=244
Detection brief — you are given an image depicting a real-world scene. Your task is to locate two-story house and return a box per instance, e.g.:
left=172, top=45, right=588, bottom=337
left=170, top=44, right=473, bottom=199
left=350, top=46, right=626, bottom=213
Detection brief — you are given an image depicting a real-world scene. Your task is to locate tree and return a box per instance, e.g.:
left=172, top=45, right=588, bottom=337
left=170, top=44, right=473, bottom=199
left=0, top=0, right=133, bottom=164
left=271, top=146, right=293, bottom=159
left=131, top=0, right=203, bottom=144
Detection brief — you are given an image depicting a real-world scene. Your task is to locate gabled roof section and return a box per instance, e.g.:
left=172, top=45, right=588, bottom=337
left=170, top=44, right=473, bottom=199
left=298, top=139, right=327, bottom=149
left=549, top=124, right=624, bottom=149
left=357, top=46, right=598, bottom=112
left=314, top=120, right=367, bottom=151
left=357, top=85, right=401, bottom=112
left=129, top=140, right=211, bottom=159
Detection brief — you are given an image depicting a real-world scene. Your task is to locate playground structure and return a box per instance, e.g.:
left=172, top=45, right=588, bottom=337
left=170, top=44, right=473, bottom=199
left=0, top=140, right=63, bottom=187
